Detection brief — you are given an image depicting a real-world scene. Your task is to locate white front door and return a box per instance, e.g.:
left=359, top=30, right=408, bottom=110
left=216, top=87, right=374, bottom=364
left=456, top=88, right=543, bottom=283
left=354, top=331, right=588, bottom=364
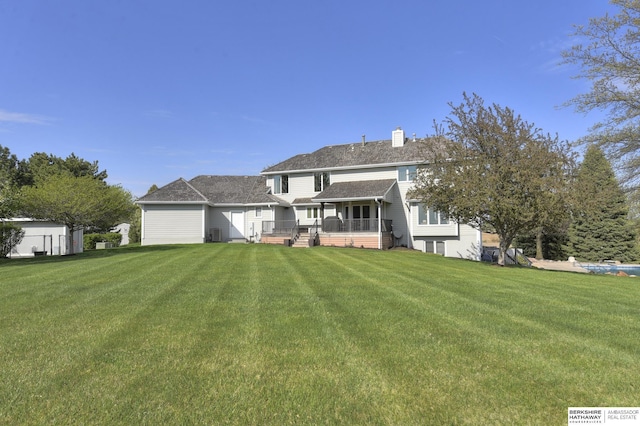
left=230, top=211, right=245, bottom=239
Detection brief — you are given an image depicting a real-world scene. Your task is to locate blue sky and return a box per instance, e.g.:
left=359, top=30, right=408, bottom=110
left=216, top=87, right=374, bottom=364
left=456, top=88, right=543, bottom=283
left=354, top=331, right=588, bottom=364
left=0, top=1, right=615, bottom=197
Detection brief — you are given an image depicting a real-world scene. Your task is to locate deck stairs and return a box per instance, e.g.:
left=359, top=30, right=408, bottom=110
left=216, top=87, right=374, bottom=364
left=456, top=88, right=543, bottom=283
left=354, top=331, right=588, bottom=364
left=292, top=232, right=311, bottom=248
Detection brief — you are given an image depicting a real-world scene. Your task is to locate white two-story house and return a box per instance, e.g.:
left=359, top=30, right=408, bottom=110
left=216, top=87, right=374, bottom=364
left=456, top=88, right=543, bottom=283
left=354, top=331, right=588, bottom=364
left=136, top=128, right=481, bottom=260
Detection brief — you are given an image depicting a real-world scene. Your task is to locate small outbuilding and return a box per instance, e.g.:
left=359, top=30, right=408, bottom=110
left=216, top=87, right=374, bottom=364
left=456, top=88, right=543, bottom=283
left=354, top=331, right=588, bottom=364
left=3, top=218, right=83, bottom=257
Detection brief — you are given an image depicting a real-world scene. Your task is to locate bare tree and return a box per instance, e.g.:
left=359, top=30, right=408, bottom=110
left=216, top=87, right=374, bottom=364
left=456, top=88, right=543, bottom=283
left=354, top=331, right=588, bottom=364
left=562, top=0, right=640, bottom=194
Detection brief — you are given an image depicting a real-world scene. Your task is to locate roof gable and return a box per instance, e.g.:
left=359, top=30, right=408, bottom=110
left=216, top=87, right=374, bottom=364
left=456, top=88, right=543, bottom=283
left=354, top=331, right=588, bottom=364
left=137, top=178, right=208, bottom=203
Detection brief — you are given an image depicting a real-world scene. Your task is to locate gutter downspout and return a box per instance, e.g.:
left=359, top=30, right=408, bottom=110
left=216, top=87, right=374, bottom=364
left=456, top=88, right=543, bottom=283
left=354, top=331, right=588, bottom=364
left=375, top=198, right=382, bottom=250
left=405, top=201, right=413, bottom=250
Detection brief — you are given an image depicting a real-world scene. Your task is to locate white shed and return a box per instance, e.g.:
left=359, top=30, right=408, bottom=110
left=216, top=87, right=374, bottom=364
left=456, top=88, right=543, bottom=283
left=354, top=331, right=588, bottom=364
left=4, top=218, right=83, bottom=257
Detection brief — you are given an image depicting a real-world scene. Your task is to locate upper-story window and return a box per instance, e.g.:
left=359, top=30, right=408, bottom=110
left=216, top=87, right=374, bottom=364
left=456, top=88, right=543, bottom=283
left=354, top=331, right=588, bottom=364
left=273, top=175, right=288, bottom=194
left=314, top=172, right=330, bottom=192
left=255, top=207, right=262, bottom=218
left=418, top=204, right=449, bottom=225
left=398, top=165, right=417, bottom=182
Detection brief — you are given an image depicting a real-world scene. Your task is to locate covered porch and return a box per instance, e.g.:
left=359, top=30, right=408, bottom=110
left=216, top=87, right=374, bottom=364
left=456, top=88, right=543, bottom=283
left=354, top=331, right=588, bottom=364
left=262, top=179, right=396, bottom=249
left=260, top=217, right=393, bottom=249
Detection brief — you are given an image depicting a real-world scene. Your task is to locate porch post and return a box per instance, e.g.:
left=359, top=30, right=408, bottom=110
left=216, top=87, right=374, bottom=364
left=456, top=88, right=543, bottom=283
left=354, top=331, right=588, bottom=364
left=320, top=202, right=325, bottom=227
left=376, top=198, right=382, bottom=250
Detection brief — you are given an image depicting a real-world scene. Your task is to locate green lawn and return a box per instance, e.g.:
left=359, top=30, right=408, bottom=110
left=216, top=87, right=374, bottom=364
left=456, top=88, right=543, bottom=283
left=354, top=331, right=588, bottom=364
left=1, top=244, right=638, bottom=425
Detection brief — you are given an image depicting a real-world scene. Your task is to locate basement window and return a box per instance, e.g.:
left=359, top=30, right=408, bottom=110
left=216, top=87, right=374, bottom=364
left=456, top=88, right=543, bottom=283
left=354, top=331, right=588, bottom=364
left=426, top=241, right=446, bottom=255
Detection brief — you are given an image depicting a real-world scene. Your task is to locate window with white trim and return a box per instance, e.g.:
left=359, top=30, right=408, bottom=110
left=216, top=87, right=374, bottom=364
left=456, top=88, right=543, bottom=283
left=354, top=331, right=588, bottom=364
left=398, top=165, right=417, bottom=182
left=255, top=207, right=262, bottom=218
left=426, top=241, right=446, bottom=255
left=418, top=204, right=449, bottom=225
left=314, top=172, right=330, bottom=192
left=273, top=175, right=288, bottom=194
left=307, top=207, right=320, bottom=219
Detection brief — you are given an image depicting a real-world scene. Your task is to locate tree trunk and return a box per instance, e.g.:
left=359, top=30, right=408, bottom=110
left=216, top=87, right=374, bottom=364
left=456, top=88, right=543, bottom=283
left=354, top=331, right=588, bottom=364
left=498, top=237, right=512, bottom=266
left=66, top=224, right=76, bottom=255
left=535, top=227, right=544, bottom=260
left=67, top=233, right=74, bottom=255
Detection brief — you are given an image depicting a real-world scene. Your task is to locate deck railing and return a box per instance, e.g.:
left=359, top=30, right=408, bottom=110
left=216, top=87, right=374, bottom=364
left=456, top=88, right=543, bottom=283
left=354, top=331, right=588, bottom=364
left=322, top=218, right=392, bottom=233
left=262, top=220, right=298, bottom=235
left=263, top=218, right=392, bottom=235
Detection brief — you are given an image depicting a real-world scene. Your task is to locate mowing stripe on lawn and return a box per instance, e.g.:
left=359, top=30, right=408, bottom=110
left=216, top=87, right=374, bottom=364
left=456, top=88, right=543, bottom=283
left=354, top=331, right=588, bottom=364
left=2, top=244, right=640, bottom=425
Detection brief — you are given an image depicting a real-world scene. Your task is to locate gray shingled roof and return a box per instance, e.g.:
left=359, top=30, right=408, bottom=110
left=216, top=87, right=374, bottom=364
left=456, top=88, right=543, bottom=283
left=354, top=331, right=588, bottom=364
left=137, top=175, right=287, bottom=205
left=291, top=197, right=318, bottom=205
left=312, top=179, right=397, bottom=203
left=261, top=138, right=430, bottom=174
left=136, top=178, right=207, bottom=203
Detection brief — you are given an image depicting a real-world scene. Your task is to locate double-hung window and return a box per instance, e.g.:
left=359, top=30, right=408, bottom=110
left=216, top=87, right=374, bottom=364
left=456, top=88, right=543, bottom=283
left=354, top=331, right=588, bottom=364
left=314, top=172, right=330, bottom=192
left=307, top=207, right=320, bottom=219
left=273, top=175, right=288, bottom=194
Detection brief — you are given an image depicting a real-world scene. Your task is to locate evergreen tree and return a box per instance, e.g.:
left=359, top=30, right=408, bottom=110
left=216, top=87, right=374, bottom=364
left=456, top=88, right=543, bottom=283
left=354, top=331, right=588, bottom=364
left=515, top=228, right=569, bottom=261
left=565, top=145, right=638, bottom=262
left=23, top=152, right=108, bottom=185
left=128, top=207, right=141, bottom=244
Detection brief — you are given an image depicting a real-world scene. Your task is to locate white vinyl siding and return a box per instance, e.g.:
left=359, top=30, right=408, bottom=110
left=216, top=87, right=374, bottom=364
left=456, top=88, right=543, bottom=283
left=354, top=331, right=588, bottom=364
left=412, top=225, right=482, bottom=260
left=142, top=204, right=204, bottom=245
left=6, top=220, right=83, bottom=257
left=330, top=167, right=396, bottom=183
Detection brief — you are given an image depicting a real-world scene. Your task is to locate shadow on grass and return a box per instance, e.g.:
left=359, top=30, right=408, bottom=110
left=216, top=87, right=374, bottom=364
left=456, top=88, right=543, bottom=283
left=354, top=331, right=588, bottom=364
left=0, top=244, right=195, bottom=266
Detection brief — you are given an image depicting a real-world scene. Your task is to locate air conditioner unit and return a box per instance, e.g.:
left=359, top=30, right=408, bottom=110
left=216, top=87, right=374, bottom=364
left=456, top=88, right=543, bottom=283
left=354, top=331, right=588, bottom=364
left=210, top=228, right=221, bottom=242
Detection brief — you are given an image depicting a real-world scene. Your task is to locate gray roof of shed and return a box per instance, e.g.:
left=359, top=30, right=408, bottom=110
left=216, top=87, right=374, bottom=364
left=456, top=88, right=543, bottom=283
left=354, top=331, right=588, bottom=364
left=137, top=175, right=287, bottom=206
left=262, top=138, right=430, bottom=174
left=312, top=179, right=397, bottom=203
